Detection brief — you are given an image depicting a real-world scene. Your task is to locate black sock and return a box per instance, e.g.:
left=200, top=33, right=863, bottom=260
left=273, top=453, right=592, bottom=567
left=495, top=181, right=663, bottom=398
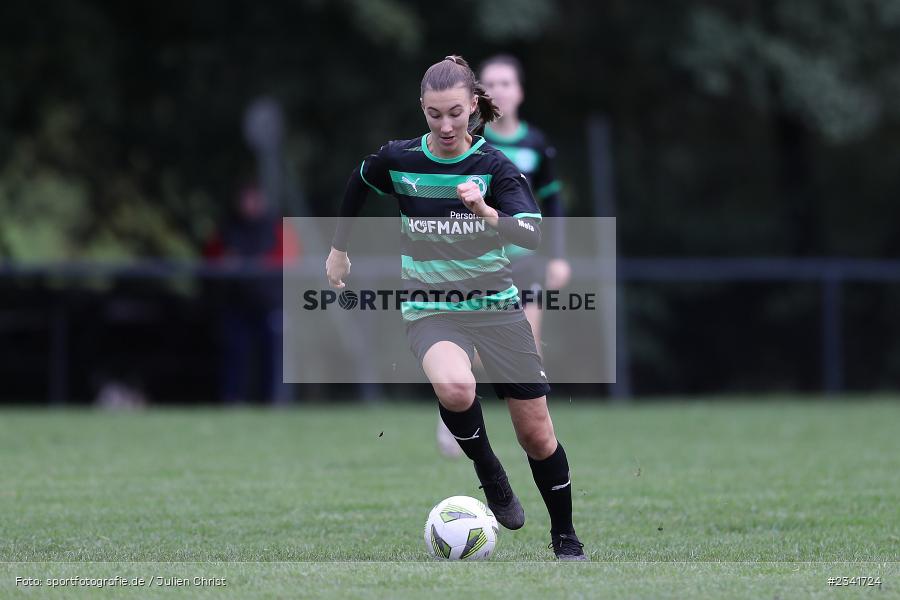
left=528, top=442, right=574, bottom=535
left=439, top=400, right=501, bottom=475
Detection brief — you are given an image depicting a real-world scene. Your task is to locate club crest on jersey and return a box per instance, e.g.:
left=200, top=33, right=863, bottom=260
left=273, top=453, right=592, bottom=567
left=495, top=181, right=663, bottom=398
left=467, top=175, right=487, bottom=196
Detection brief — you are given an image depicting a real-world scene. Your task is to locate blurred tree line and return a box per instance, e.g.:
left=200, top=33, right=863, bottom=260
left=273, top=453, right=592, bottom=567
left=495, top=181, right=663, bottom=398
left=2, top=0, right=900, bottom=394
left=4, top=0, right=900, bottom=260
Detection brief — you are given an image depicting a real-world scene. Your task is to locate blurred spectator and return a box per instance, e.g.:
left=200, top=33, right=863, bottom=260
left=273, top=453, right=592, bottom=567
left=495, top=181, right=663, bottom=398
left=204, top=183, right=300, bottom=405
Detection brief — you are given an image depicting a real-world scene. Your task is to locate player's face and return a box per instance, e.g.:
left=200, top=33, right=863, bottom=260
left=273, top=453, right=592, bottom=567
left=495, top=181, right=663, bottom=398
left=421, top=84, right=476, bottom=157
left=480, top=63, right=523, bottom=119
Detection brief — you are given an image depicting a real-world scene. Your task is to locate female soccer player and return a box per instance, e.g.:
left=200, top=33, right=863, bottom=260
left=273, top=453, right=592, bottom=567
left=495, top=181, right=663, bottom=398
left=325, top=56, right=586, bottom=560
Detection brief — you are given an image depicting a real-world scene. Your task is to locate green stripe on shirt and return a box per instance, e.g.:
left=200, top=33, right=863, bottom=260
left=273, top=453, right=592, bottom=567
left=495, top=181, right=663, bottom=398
left=401, top=248, right=509, bottom=284
left=401, top=285, right=520, bottom=317
left=389, top=171, right=492, bottom=198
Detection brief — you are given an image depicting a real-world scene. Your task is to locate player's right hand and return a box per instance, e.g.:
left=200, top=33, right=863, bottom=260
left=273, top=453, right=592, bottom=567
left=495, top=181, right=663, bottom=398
left=456, top=182, right=487, bottom=215
left=326, top=247, right=351, bottom=289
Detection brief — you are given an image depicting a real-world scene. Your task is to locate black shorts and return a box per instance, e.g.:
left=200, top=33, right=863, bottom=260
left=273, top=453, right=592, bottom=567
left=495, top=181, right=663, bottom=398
left=406, top=313, right=551, bottom=400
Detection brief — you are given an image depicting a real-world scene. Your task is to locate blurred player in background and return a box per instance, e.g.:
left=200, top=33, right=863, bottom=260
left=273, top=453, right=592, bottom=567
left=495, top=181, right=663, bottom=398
left=436, top=55, right=572, bottom=458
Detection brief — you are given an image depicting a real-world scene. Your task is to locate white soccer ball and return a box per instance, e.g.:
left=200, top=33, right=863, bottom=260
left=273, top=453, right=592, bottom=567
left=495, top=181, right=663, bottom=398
left=424, top=495, right=499, bottom=560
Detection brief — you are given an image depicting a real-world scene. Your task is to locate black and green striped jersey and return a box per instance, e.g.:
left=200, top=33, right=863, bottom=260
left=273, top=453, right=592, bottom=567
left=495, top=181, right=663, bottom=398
left=484, top=122, right=565, bottom=259
left=337, top=133, right=542, bottom=323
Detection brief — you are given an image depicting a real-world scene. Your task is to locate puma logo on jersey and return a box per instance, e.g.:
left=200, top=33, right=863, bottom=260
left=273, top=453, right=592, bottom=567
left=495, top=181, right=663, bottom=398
left=401, top=176, right=420, bottom=192
left=540, top=370, right=547, bottom=379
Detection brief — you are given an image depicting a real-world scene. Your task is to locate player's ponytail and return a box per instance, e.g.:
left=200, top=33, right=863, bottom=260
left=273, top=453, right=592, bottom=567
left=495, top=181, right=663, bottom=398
left=421, top=55, right=501, bottom=136
left=471, top=80, right=501, bottom=135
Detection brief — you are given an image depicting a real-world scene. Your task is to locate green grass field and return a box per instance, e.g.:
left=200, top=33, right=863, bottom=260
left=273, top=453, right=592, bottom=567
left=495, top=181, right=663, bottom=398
left=1, top=399, right=898, bottom=598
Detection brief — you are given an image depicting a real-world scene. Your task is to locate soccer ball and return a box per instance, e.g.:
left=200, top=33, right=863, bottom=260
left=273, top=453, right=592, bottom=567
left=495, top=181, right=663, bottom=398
left=424, top=495, right=499, bottom=560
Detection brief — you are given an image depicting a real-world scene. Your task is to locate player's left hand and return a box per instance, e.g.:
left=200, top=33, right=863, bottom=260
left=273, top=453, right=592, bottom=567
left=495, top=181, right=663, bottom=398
left=456, top=182, right=488, bottom=216
left=545, top=258, right=572, bottom=290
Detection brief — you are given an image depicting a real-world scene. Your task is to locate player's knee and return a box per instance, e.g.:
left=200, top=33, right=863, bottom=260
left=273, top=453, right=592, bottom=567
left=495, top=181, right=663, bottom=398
left=517, top=423, right=557, bottom=459
left=434, top=382, right=476, bottom=412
